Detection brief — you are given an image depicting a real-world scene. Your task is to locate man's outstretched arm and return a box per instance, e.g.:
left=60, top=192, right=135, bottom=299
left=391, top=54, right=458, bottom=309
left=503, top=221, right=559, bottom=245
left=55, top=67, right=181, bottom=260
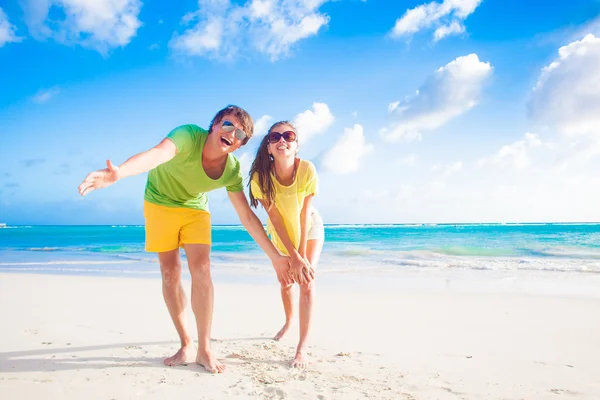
left=78, top=138, right=177, bottom=196
left=228, top=191, right=294, bottom=284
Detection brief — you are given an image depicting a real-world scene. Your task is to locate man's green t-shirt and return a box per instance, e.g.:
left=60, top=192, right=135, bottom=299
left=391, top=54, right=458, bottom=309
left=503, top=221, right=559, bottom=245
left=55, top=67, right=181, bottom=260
left=144, top=124, right=244, bottom=211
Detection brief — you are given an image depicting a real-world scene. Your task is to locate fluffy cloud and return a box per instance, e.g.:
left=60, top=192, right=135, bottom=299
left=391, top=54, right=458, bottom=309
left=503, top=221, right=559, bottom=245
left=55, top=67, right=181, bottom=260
left=293, top=102, right=335, bottom=143
left=32, top=87, right=60, bottom=104
left=429, top=181, right=446, bottom=192
left=431, top=161, right=463, bottom=176
left=252, top=104, right=334, bottom=141
left=529, top=34, right=600, bottom=138
left=238, top=115, right=272, bottom=179
left=390, top=0, right=481, bottom=42
left=321, top=124, right=373, bottom=174
left=398, top=154, right=417, bottom=167
left=21, top=0, right=142, bottom=54
left=170, top=0, right=330, bottom=61
left=365, top=184, right=413, bottom=202
left=254, top=114, right=274, bottom=136
left=477, top=133, right=543, bottom=169
left=237, top=152, right=253, bottom=183
left=0, top=8, right=23, bottom=47
left=380, top=54, right=492, bottom=142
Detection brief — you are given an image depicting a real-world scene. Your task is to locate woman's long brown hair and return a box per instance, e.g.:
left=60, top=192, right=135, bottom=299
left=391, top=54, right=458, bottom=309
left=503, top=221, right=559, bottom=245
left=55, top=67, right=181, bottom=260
left=248, top=121, right=296, bottom=209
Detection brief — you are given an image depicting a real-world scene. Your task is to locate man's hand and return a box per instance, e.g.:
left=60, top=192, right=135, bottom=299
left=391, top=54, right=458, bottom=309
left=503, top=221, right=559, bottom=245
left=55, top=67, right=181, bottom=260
left=272, top=254, right=294, bottom=286
left=78, top=160, right=120, bottom=196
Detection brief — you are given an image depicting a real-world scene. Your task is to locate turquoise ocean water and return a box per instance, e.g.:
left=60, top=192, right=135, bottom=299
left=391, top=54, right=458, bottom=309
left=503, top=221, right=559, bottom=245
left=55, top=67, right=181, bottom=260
left=1, top=223, right=600, bottom=278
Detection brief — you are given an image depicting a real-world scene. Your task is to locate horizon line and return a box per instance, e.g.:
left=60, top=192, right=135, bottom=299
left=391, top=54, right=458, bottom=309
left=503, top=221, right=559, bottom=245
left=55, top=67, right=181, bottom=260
left=2, top=222, right=600, bottom=227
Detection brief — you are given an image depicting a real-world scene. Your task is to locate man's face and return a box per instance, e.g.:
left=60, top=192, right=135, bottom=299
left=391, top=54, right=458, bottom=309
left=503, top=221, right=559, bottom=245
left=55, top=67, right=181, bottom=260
left=211, top=115, right=247, bottom=153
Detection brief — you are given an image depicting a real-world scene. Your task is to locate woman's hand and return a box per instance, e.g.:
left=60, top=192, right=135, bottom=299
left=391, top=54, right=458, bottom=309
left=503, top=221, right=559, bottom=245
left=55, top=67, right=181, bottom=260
left=302, top=257, right=315, bottom=283
left=290, top=254, right=314, bottom=284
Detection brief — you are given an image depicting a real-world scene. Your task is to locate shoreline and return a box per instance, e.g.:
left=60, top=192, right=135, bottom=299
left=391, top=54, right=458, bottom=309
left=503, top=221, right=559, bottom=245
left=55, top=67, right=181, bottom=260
left=2, top=266, right=600, bottom=299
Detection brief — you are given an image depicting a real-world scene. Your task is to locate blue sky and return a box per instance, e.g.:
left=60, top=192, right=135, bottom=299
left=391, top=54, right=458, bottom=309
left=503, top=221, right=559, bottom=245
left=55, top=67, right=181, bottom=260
left=1, top=0, right=600, bottom=225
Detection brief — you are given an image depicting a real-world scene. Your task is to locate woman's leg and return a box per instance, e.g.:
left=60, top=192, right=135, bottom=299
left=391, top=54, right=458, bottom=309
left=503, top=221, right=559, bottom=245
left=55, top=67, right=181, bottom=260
left=292, top=237, right=323, bottom=368
left=274, top=283, right=294, bottom=340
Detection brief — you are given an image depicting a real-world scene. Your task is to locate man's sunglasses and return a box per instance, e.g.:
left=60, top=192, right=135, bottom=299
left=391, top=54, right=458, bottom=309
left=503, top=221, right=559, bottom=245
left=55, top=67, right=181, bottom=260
left=268, top=131, right=297, bottom=143
left=222, top=120, right=247, bottom=141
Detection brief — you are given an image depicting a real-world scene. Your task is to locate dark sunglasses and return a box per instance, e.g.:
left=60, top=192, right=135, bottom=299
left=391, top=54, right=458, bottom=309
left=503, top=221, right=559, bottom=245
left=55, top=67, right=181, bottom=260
left=222, top=120, right=247, bottom=141
left=268, top=131, right=297, bottom=143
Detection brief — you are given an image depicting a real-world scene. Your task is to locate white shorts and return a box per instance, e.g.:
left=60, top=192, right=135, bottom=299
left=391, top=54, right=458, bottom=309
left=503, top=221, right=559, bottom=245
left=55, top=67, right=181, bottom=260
left=307, top=210, right=325, bottom=241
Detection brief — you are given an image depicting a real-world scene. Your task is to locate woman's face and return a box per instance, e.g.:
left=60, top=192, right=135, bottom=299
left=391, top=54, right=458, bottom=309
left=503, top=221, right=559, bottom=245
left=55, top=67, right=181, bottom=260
left=268, top=124, right=298, bottom=160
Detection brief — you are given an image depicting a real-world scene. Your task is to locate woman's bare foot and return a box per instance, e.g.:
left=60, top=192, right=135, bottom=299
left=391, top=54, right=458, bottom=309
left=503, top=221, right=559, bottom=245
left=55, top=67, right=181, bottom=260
left=164, top=344, right=196, bottom=366
left=274, top=323, right=291, bottom=341
left=196, top=348, right=225, bottom=374
left=291, top=349, right=309, bottom=368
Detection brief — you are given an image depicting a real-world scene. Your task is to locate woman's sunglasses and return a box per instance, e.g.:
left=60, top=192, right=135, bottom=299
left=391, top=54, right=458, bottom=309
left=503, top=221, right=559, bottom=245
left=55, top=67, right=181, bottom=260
left=268, top=131, right=297, bottom=143
left=222, top=120, right=247, bottom=141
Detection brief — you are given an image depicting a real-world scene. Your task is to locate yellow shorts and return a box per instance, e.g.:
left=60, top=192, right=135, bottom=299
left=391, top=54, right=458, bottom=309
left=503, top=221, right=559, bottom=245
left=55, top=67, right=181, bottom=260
left=143, top=201, right=211, bottom=252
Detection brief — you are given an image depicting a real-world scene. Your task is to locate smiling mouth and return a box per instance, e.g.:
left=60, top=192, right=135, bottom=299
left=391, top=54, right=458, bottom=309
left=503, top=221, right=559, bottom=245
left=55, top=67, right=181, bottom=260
left=220, top=136, right=232, bottom=146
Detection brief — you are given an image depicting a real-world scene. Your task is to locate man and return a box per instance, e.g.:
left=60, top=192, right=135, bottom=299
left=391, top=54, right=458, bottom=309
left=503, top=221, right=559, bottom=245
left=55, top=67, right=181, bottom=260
left=78, top=105, right=310, bottom=373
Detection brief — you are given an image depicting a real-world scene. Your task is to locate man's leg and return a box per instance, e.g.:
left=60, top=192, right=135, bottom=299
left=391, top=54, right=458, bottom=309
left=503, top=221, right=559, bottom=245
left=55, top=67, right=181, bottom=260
left=159, top=249, right=196, bottom=366
left=183, top=243, right=225, bottom=373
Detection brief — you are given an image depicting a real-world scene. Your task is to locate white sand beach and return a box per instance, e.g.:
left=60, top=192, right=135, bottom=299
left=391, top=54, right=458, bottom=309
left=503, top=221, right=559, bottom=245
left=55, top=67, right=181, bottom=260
left=1, top=272, right=599, bottom=399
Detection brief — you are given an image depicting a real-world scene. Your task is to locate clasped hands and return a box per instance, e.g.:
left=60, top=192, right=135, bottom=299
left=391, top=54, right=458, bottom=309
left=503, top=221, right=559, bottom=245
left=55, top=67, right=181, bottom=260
left=273, top=254, right=314, bottom=286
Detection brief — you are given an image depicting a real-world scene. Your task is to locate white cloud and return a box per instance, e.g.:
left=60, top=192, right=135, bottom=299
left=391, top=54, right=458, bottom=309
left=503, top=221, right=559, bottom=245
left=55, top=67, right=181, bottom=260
left=552, top=137, right=600, bottom=168
left=170, top=17, right=223, bottom=57
left=0, top=8, right=24, bottom=47
left=529, top=34, right=600, bottom=138
left=433, top=20, right=465, bottom=42
left=398, top=154, right=417, bottom=166
left=390, top=0, right=481, bottom=42
left=561, top=15, right=600, bottom=46
left=431, top=160, right=463, bottom=176
left=321, top=124, right=373, bottom=174
left=364, top=189, right=390, bottom=201
left=170, top=0, right=330, bottom=61
left=430, top=181, right=446, bottom=191
left=21, top=0, right=142, bottom=55
left=397, top=184, right=414, bottom=200
left=477, top=133, right=543, bottom=169
left=254, top=114, right=273, bottom=136
left=365, top=184, right=413, bottom=201
left=380, top=54, right=492, bottom=142
left=32, top=87, right=60, bottom=104
left=237, top=151, right=253, bottom=183
left=293, top=102, right=334, bottom=143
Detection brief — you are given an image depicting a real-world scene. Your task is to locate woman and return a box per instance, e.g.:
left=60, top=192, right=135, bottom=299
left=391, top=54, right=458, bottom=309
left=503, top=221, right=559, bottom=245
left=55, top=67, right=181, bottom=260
left=249, top=121, right=325, bottom=368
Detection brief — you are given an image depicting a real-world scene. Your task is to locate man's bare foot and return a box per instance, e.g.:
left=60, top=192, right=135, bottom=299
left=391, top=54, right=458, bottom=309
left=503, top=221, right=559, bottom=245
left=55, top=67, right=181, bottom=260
left=291, top=350, right=309, bottom=368
left=274, top=323, right=291, bottom=341
left=164, top=345, right=196, bottom=366
left=196, top=349, right=225, bottom=374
